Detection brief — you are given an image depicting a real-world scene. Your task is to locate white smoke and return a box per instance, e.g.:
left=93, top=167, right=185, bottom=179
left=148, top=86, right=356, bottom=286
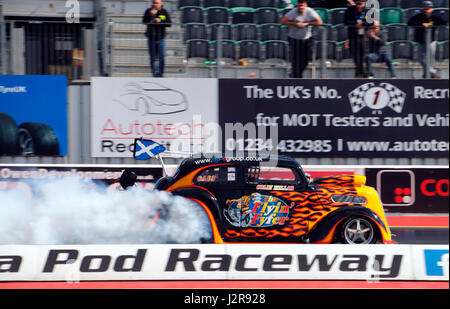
left=0, top=176, right=212, bottom=245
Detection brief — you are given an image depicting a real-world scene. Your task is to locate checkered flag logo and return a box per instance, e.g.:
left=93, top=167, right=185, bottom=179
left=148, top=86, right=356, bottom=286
left=348, top=83, right=374, bottom=113
left=348, top=82, right=406, bottom=113
left=380, top=83, right=406, bottom=113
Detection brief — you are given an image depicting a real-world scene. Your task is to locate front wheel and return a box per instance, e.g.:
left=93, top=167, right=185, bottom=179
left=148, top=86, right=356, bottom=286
left=339, top=217, right=378, bottom=244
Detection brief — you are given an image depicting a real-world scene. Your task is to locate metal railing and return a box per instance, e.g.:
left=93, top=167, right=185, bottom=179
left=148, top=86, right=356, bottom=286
left=106, top=19, right=449, bottom=79
left=0, top=14, right=448, bottom=79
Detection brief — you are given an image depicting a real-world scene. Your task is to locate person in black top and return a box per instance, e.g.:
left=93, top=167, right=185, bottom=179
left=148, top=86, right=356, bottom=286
left=143, top=0, right=172, bottom=77
left=365, top=22, right=396, bottom=78
left=408, top=1, right=446, bottom=78
left=344, top=0, right=373, bottom=78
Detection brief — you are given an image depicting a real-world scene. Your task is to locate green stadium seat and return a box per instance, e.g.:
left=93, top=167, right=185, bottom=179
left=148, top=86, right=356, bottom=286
left=403, top=7, right=423, bottom=23
left=328, top=8, right=347, bottom=25
left=314, top=8, right=329, bottom=24
left=230, top=7, right=256, bottom=24
left=262, top=40, right=289, bottom=61
left=433, top=8, right=449, bottom=24
left=181, top=6, right=204, bottom=24
left=248, top=0, right=277, bottom=8
left=204, top=0, right=226, bottom=8
left=228, top=0, right=250, bottom=8
left=234, top=23, right=258, bottom=40
left=186, top=39, right=210, bottom=60
left=386, top=23, right=410, bottom=41
left=237, top=40, right=261, bottom=61
left=184, top=23, right=207, bottom=41
left=208, top=23, right=232, bottom=40
left=400, top=0, right=423, bottom=9
left=179, top=0, right=201, bottom=9
left=379, top=0, right=398, bottom=8
left=211, top=39, right=237, bottom=61
left=205, top=6, right=230, bottom=24
left=256, top=7, right=280, bottom=24
left=387, top=40, right=417, bottom=60
left=380, top=7, right=404, bottom=24
left=259, top=23, right=284, bottom=41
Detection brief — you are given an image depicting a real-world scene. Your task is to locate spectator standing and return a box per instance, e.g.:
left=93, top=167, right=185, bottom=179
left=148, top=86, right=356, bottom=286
left=344, top=0, right=372, bottom=78
left=408, top=1, right=446, bottom=79
left=365, top=22, right=396, bottom=78
left=281, top=0, right=323, bottom=78
left=143, top=0, right=172, bottom=77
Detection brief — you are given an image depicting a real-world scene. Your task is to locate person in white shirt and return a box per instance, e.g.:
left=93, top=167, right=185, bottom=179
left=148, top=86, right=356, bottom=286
left=281, top=0, right=323, bottom=78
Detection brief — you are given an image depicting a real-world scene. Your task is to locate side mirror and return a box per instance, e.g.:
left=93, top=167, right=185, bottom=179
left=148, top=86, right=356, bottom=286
left=305, top=172, right=312, bottom=184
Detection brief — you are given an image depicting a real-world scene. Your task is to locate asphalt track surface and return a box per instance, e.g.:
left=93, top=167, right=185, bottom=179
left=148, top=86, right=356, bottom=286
left=386, top=215, right=448, bottom=244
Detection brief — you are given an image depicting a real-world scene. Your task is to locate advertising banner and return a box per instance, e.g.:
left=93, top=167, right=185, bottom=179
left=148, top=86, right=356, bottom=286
left=0, top=75, right=68, bottom=156
left=219, top=79, right=449, bottom=158
left=0, top=165, right=163, bottom=197
left=91, top=78, right=218, bottom=158
left=365, top=167, right=449, bottom=213
left=0, top=244, right=447, bottom=282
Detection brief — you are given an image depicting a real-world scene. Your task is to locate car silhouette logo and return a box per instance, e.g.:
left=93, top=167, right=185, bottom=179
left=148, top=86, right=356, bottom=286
left=114, top=82, right=188, bottom=115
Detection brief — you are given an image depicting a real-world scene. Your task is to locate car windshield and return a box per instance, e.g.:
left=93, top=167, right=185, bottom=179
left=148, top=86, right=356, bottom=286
left=247, top=166, right=300, bottom=185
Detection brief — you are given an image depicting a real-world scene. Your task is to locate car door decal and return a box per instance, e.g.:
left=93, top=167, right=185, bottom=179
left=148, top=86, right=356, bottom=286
left=223, top=193, right=293, bottom=228
left=224, top=186, right=359, bottom=239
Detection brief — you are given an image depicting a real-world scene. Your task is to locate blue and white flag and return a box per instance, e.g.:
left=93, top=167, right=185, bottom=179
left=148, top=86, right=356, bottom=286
left=133, top=139, right=166, bottom=160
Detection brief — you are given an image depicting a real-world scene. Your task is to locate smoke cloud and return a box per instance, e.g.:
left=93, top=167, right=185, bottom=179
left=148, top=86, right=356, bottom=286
left=0, top=176, right=212, bottom=245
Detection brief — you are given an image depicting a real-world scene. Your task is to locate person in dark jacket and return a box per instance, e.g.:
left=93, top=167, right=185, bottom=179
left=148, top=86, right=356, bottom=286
left=365, top=22, right=396, bottom=78
left=143, top=0, right=171, bottom=77
left=407, top=1, right=446, bottom=78
left=344, top=0, right=373, bottom=78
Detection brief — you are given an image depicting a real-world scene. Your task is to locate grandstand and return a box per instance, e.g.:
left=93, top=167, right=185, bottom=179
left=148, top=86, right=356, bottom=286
left=0, top=0, right=448, bottom=79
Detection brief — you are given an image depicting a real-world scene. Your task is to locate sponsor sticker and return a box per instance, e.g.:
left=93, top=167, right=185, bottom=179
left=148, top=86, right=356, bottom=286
left=224, top=193, right=292, bottom=228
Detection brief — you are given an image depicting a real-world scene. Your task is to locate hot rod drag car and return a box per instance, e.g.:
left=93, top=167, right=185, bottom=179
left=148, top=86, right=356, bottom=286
left=120, top=143, right=393, bottom=245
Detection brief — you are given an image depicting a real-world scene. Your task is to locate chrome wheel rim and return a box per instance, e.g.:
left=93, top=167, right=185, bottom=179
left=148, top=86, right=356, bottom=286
left=343, top=218, right=374, bottom=244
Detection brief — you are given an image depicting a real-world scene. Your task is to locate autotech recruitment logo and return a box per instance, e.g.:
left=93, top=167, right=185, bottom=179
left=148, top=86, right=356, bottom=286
left=348, top=83, right=406, bottom=114
left=114, top=81, right=188, bottom=115
left=424, top=249, right=449, bottom=277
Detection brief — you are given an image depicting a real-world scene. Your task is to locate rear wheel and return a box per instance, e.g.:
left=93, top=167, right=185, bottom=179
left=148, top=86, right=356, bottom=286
left=340, top=217, right=378, bottom=244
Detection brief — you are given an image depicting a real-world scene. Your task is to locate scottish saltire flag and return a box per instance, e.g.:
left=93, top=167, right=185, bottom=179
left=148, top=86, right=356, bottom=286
left=133, top=139, right=166, bottom=160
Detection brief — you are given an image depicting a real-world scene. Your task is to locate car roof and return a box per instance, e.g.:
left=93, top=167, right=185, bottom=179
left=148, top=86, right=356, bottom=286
left=174, top=153, right=301, bottom=178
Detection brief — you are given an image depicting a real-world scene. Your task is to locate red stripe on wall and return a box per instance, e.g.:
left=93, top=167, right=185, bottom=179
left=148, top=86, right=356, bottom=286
left=387, top=216, right=449, bottom=228
left=0, top=281, right=447, bottom=289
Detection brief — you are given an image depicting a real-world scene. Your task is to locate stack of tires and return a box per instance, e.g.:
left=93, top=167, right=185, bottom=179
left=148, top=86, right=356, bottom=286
left=0, top=113, right=60, bottom=156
